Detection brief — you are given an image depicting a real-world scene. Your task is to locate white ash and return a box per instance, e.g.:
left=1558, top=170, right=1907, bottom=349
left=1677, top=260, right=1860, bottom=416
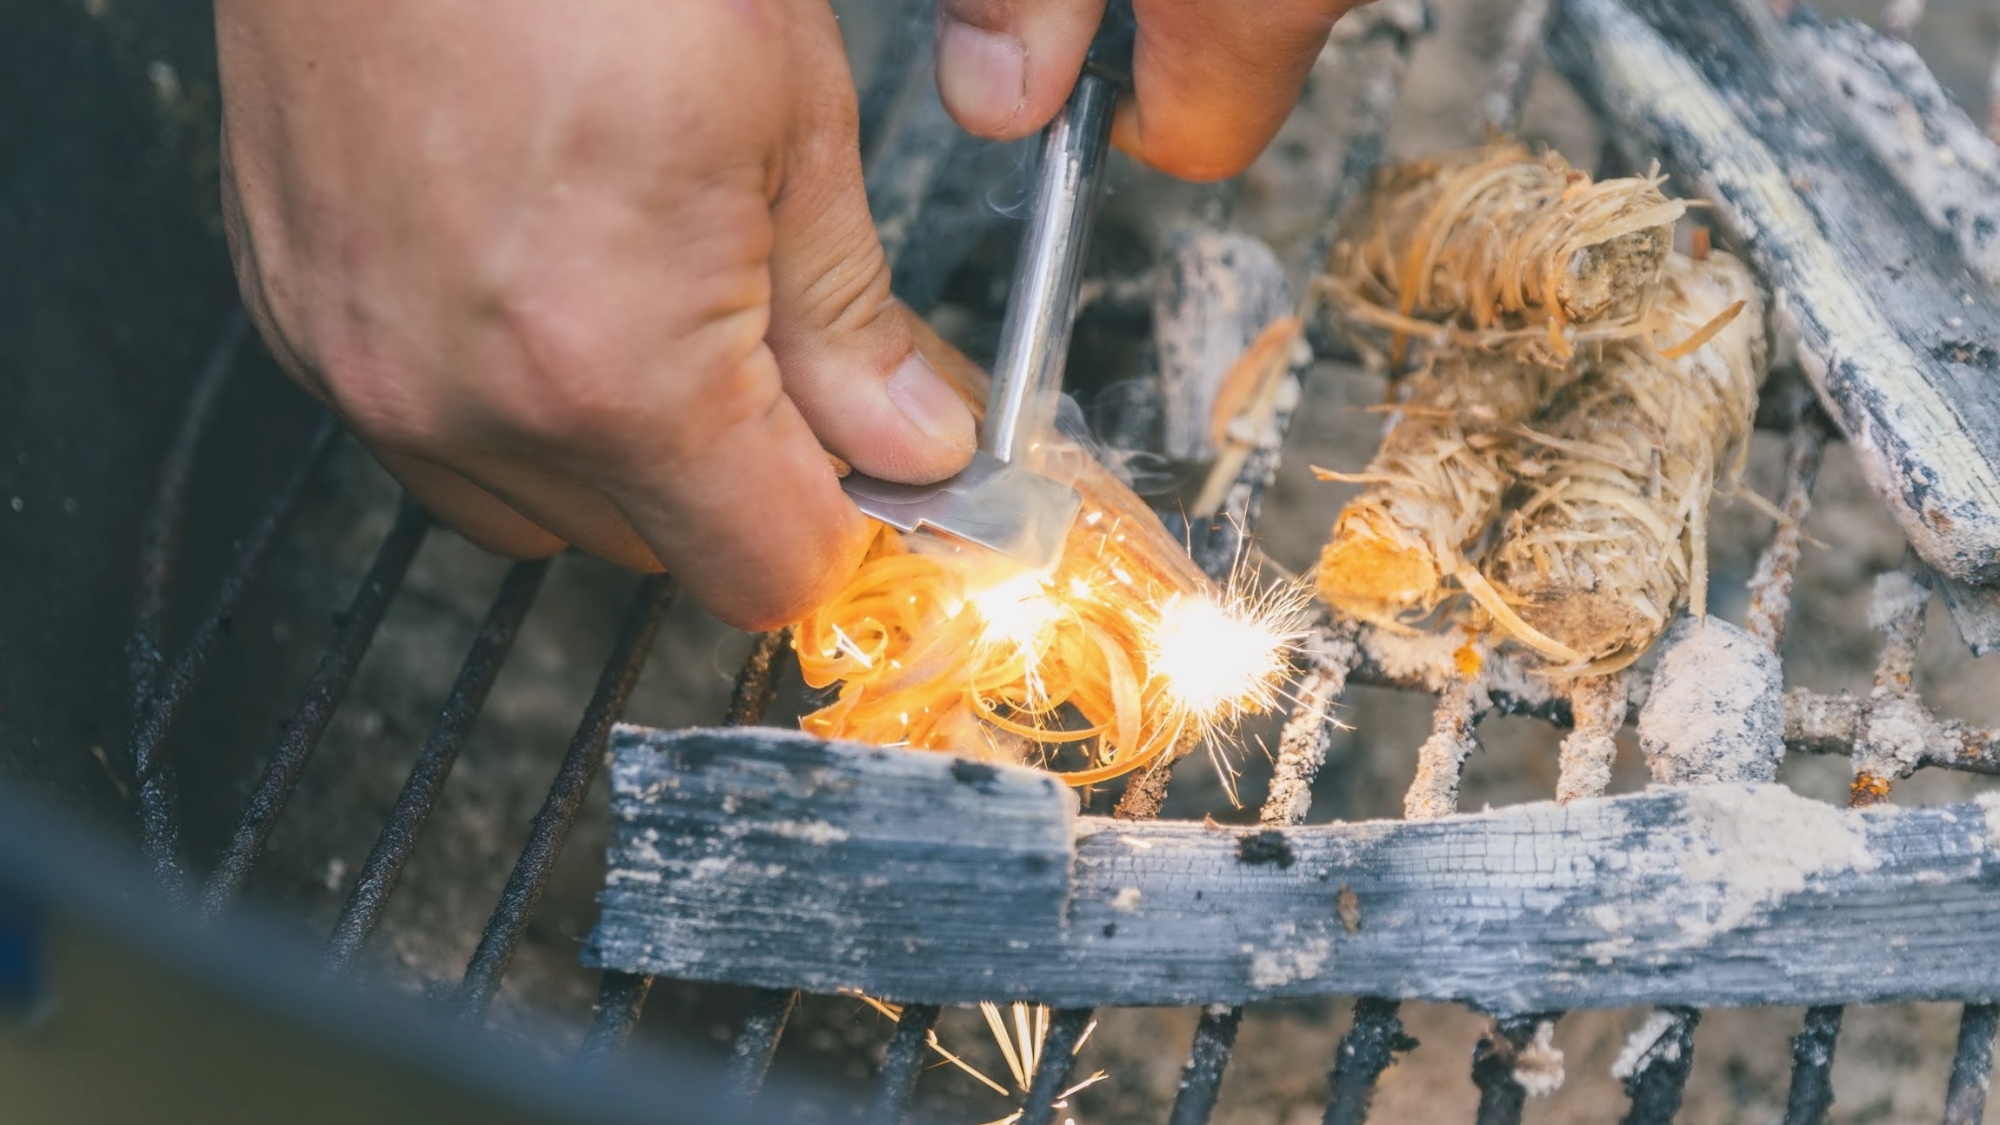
left=1482, top=648, right=1568, bottom=713
left=1611, top=1010, right=1686, bottom=1081
left=1557, top=677, right=1628, bottom=804
left=1360, top=626, right=1467, bottom=691
left=1868, top=569, right=1930, bottom=631
left=1512, top=1019, right=1567, bottom=1096
left=1583, top=784, right=1881, bottom=958
left=1111, top=887, right=1144, bottom=913
left=1404, top=680, right=1490, bottom=821
left=1248, top=933, right=1332, bottom=988
left=1637, top=615, right=1783, bottom=784
left=1976, top=791, right=2000, bottom=852
left=1860, top=693, right=1939, bottom=776
left=1785, top=687, right=1864, bottom=747
left=756, top=818, right=851, bottom=846
left=1671, top=785, right=1879, bottom=941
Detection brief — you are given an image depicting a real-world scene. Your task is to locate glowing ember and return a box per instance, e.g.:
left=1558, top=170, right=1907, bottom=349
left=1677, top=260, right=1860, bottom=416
left=1148, top=593, right=1292, bottom=718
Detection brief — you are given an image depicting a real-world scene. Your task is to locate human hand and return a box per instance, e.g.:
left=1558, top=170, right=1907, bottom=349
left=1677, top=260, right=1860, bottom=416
left=214, top=0, right=977, bottom=630
left=933, top=0, right=1367, bottom=181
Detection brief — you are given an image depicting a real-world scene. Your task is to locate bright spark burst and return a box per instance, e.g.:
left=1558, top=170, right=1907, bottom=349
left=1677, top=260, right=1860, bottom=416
left=1148, top=578, right=1315, bottom=725
left=969, top=570, right=1064, bottom=650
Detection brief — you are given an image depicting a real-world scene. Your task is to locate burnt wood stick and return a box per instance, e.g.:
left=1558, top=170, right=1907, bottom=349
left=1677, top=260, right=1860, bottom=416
left=1937, top=574, right=2000, bottom=658
left=586, top=726, right=2000, bottom=1012
left=1153, top=232, right=1293, bottom=466
left=1551, top=0, right=2000, bottom=585
left=1481, top=0, right=1558, bottom=135
left=1320, top=998, right=1418, bottom=1125
left=864, top=1003, right=940, bottom=1125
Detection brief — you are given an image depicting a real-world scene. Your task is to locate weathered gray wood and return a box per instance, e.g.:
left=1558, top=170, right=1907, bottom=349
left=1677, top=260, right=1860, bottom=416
left=1939, top=574, right=2000, bottom=658
left=1792, top=16, right=2000, bottom=290
left=590, top=726, right=1076, bottom=999
left=1551, top=0, right=2000, bottom=585
left=1152, top=231, right=1292, bottom=464
left=588, top=725, right=2000, bottom=1012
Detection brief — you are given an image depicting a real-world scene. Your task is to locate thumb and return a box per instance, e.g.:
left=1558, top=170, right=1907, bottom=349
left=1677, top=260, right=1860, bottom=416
left=764, top=16, right=978, bottom=485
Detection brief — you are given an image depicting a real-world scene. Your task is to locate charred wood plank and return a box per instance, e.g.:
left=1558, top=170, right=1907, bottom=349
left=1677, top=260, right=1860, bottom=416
left=1550, top=0, right=2000, bottom=585
left=588, top=726, right=2000, bottom=1012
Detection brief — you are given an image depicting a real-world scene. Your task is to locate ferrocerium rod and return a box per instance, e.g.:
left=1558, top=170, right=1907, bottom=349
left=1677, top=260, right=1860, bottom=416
left=981, top=2, right=1132, bottom=464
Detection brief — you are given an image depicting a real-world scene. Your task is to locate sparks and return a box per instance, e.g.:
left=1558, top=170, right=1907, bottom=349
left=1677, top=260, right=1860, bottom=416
left=796, top=437, right=1316, bottom=788
left=853, top=995, right=1106, bottom=1125
left=969, top=570, right=1063, bottom=651
left=1148, top=593, right=1292, bottom=718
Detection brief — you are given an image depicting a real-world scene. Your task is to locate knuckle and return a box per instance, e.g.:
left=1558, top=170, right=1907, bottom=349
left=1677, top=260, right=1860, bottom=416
left=487, top=259, right=777, bottom=454
left=786, top=229, right=895, bottom=342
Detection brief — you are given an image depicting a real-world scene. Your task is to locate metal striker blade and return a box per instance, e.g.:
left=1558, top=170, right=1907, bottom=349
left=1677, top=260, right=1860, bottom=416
left=840, top=451, right=1082, bottom=570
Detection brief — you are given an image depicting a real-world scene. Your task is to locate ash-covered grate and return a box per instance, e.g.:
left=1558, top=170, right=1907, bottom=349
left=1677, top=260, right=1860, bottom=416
left=118, top=0, right=2000, bottom=1123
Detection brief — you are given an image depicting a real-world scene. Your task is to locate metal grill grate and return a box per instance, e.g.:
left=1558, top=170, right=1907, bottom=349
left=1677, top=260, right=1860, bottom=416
left=119, top=0, right=2000, bottom=1122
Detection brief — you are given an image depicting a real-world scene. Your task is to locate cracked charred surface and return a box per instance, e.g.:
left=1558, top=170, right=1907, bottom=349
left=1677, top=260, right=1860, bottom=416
left=590, top=727, right=2000, bottom=1012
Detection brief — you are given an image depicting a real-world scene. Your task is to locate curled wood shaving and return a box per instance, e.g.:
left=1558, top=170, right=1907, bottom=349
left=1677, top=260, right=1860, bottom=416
left=796, top=442, right=1213, bottom=785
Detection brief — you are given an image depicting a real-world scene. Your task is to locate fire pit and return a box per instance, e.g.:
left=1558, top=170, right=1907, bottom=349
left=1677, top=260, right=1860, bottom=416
left=7, top=0, right=2000, bottom=1122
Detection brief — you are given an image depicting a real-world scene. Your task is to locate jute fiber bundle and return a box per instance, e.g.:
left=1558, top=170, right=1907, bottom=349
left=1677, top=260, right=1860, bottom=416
left=1479, top=250, right=1767, bottom=672
left=1323, top=143, right=1686, bottom=364
left=1313, top=350, right=1584, bottom=625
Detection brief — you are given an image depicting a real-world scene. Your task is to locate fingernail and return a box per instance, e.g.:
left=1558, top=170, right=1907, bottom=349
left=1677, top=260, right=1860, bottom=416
left=936, top=15, right=1026, bottom=137
left=887, top=352, right=977, bottom=452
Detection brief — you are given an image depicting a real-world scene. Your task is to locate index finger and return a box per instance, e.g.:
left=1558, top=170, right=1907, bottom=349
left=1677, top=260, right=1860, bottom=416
left=931, top=0, right=1360, bottom=180
left=1114, top=0, right=1363, bottom=181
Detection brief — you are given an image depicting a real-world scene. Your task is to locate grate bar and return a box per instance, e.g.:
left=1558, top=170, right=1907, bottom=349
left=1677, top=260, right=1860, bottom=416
left=1155, top=626, right=1360, bottom=1125
left=456, top=573, right=676, bottom=1021
left=723, top=987, right=799, bottom=1109
left=1017, top=1007, right=1094, bottom=1125
left=1167, top=1004, right=1243, bottom=1125
left=1781, top=556, right=1929, bottom=1114
left=1944, top=1003, right=2000, bottom=1125
left=1782, top=1005, right=1844, bottom=1125
left=1618, top=1009, right=1700, bottom=1125
left=1471, top=1015, right=1548, bottom=1125
left=578, top=970, right=653, bottom=1070
left=866, top=1002, right=941, bottom=1125
left=198, top=498, right=431, bottom=915
left=321, top=555, right=551, bottom=969
left=1322, top=998, right=1419, bottom=1125
left=128, top=414, right=339, bottom=893
left=1555, top=676, right=1625, bottom=803
left=1322, top=650, right=1482, bottom=1124
left=131, top=311, right=249, bottom=721
left=580, top=628, right=793, bottom=1061
left=1744, top=409, right=1830, bottom=652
